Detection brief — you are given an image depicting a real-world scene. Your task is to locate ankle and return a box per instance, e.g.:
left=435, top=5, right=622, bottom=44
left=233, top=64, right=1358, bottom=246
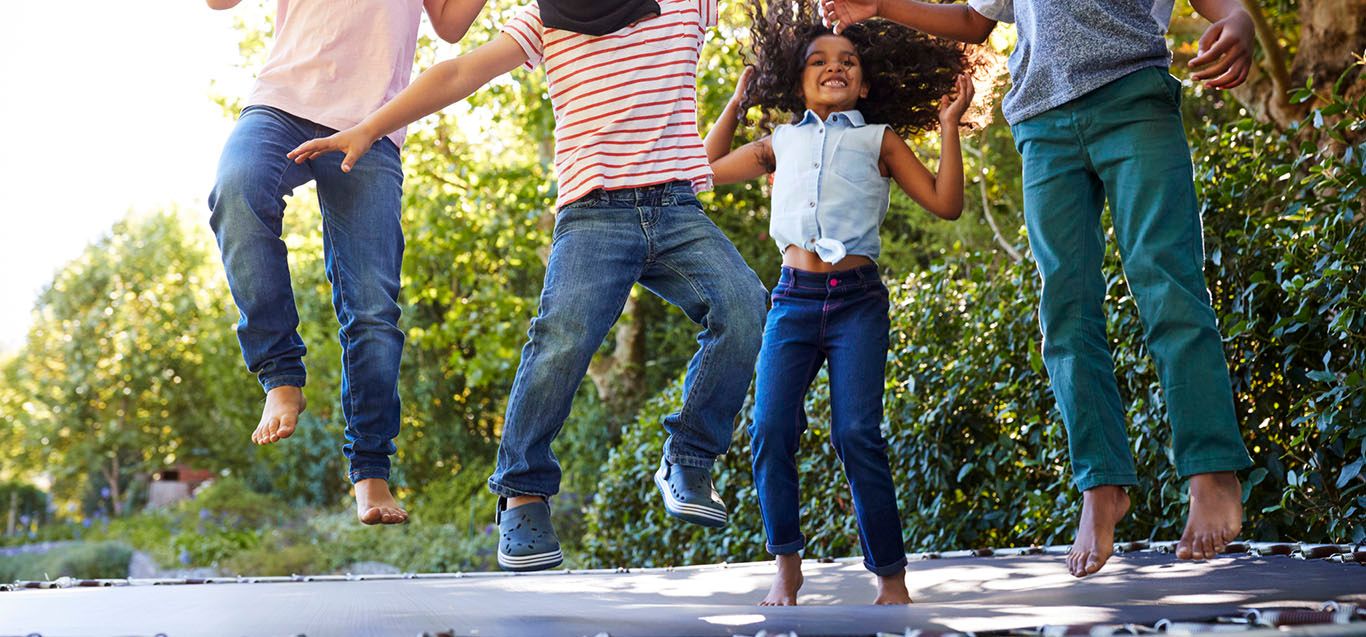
left=1084, top=485, right=1128, bottom=501
left=508, top=495, right=545, bottom=509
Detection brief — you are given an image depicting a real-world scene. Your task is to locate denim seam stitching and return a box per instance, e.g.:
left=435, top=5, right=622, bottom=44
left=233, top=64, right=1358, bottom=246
left=320, top=214, right=365, bottom=478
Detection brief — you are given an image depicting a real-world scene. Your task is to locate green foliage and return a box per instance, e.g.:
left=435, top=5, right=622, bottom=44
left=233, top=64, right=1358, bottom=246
left=221, top=541, right=327, bottom=577
left=0, top=482, right=48, bottom=532
left=583, top=69, right=1366, bottom=565
left=1199, top=62, right=1366, bottom=542
left=0, top=542, right=133, bottom=581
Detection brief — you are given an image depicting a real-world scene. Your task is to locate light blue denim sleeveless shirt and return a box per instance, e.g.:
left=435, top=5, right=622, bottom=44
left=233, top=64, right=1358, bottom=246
left=770, top=109, right=890, bottom=264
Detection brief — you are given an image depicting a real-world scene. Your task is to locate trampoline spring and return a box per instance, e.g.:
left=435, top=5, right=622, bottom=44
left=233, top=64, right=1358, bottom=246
left=972, top=548, right=994, bottom=557
left=1266, top=609, right=1353, bottom=626
left=1117, top=541, right=1149, bottom=553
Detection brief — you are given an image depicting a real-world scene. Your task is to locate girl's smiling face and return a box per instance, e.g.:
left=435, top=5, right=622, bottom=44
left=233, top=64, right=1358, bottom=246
left=800, top=34, right=869, bottom=112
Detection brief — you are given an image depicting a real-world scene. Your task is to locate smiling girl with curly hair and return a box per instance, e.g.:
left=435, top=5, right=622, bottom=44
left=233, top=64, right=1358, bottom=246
left=703, top=0, right=982, bottom=606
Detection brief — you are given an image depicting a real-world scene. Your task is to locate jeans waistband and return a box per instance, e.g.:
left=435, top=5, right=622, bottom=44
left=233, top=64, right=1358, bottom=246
left=778, top=264, right=882, bottom=291
left=562, top=180, right=695, bottom=210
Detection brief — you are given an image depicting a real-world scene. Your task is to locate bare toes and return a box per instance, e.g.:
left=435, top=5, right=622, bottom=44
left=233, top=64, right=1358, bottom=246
left=1176, top=540, right=1193, bottom=560
left=360, top=507, right=383, bottom=525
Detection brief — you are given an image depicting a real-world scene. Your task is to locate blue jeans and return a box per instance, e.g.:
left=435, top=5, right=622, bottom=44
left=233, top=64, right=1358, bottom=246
left=750, top=265, right=906, bottom=577
left=1011, top=67, right=1252, bottom=491
left=208, top=105, right=406, bottom=483
left=488, top=182, right=768, bottom=498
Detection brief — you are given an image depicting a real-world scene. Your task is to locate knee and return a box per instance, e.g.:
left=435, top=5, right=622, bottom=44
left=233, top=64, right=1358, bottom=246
left=339, top=285, right=403, bottom=335
left=714, top=279, right=768, bottom=346
left=830, top=421, right=887, bottom=459
left=209, top=163, right=273, bottom=232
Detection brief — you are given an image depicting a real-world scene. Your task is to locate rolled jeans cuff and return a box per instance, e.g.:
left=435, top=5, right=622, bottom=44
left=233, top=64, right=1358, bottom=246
left=767, top=536, right=806, bottom=556
left=487, top=478, right=555, bottom=499
left=261, top=374, right=307, bottom=393
left=348, top=467, right=390, bottom=484
left=1177, top=453, right=1254, bottom=479
left=1074, top=471, right=1141, bottom=492
left=866, top=555, right=908, bottom=577
left=665, top=451, right=715, bottom=470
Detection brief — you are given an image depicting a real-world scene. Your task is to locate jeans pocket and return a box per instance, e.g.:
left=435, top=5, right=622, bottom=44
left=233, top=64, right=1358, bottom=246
left=1146, top=67, right=1182, bottom=109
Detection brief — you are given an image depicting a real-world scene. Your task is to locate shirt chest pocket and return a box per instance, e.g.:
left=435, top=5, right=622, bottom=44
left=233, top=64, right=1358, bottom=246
left=831, top=145, right=882, bottom=184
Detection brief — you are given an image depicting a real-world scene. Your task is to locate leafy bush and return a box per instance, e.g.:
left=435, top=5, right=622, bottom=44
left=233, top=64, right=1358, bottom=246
left=582, top=69, right=1366, bottom=566
left=221, top=541, right=328, bottom=576
left=0, top=542, right=133, bottom=581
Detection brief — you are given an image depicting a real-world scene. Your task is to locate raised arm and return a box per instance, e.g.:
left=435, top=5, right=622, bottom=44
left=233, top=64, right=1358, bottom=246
left=206, top=0, right=243, bottom=10
left=423, top=0, right=489, bottom=44
left=822, top=0, right=996, bottom=43
left=288, top=34, right=528, bottom=171
left=880, top=73, right=974, bottom=220
left=1186, top=0, right=1255, bottom=89
left=705, top=67, right=776, bottom=185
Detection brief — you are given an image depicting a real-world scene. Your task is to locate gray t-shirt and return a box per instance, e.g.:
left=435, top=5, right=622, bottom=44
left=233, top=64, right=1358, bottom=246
left=968, top=0, right=1176, bottom=124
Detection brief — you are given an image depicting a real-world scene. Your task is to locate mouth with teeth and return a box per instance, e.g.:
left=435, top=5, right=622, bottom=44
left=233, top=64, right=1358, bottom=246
left=820, top=77, right=849, bottom=88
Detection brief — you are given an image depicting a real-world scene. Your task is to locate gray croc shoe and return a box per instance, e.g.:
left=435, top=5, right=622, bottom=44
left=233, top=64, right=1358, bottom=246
left=653, top=458, right=728, bottom=528
left=496, top=497, right=563, bottom=572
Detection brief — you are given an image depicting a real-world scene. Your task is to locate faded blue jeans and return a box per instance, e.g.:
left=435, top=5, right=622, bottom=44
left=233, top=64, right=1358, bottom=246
left=1011, top=67, right=1252, bottom=491
left=750, top=265, right=906, bottom=577
left=488, top=181, right=768, bottom=498
left=208, top=105, right=406, bottom=483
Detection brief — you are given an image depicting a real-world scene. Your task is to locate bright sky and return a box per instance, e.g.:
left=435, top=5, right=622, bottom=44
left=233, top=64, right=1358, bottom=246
left=0, top=1, right=259, bottom=352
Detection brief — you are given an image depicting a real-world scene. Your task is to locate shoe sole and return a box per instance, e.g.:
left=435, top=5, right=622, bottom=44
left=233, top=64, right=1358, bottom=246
left=497, top=548, right=564, bottom=572
left=653, top=467, right=728, bottom=528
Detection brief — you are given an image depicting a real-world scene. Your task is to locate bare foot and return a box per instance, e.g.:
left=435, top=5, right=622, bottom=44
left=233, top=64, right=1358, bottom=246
left=1176, top=472, right=1242, bottom=560
left=251, top=386, right=305, bottom=445
left=759, top=553, right=803, bottom=606
left=1067, top=485, right=1130, bottom=578
left=356, top=478, right=408, bottom=525
left=874, top=570, right=913, bottom=605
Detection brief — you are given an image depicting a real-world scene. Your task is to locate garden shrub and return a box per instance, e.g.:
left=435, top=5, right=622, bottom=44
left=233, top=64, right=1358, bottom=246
left=0, top=541, right=133, bottom=581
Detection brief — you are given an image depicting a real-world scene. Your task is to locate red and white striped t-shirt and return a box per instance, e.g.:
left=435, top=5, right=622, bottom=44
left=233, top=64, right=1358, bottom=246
left=500, top=0, right=719, bottom=208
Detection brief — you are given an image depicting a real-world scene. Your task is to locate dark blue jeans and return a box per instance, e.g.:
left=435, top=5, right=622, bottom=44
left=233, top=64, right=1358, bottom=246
left=750, top=265, right=906, bottom=576
left=488, top=182, right=768, bottom=498
left=208, top=105, right=405, bottom=483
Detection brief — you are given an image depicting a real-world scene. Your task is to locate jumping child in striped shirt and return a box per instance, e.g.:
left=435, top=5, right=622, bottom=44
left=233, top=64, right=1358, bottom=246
left=288, top=0, right=768, bottom=572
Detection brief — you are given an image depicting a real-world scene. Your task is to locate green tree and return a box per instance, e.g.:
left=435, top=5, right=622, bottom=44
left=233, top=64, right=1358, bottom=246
left=8, top=211, right=251, bottom=515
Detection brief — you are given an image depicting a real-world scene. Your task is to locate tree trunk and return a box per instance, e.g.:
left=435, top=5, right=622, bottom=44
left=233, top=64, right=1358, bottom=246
left=102, top=454, right=123, bottom=518
left=1230, top=0, right=1366, bottom=129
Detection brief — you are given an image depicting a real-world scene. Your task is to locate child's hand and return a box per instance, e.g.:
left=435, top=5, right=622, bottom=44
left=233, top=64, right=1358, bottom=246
left=730, top=66, right=755, bottom=106
left=821, top=0, right=878, bottom=35
left=938, top=73, right=974, bottom=126
left=286, top=126, right=378, bottom=173
left=1188, top=11, right=1254, bottom=90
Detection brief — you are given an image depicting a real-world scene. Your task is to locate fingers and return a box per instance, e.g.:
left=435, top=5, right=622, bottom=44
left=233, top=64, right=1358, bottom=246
left=286, top=140, right=327, bottom=163
left=341, top=149, right=361, bottom=173
left=1205, top=62, right=1247, bottom=90
left=1193, top=22, right=1223, bottom=64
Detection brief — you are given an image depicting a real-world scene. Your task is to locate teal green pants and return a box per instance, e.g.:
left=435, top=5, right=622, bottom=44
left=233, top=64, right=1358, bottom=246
left=1010, top=67, right=1252, bottom=491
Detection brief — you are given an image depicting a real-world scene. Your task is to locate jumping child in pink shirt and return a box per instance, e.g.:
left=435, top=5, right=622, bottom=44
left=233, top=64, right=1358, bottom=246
left=207, top=0, right=487, bottom=524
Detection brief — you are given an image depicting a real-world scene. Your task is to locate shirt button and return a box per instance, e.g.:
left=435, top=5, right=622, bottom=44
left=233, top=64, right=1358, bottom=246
left=812, top=162, right=819, bottom=169
left=808, top=202, right=816, bottom=208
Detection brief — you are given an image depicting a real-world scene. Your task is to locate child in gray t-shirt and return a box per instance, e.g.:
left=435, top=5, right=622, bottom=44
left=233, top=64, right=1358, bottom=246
left=822, top=0, right=1257, bottom=578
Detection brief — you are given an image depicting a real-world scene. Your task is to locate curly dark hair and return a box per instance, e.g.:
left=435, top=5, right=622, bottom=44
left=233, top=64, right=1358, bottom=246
left=740, top=0, right=987, bottom=137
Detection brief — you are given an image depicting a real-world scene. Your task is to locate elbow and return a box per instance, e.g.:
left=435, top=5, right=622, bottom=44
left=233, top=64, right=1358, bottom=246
left=435, top=24, right=471, bottom=44
left=937, top=203, right=964, bottom=220
left=206, top=0, right=242, bottom=10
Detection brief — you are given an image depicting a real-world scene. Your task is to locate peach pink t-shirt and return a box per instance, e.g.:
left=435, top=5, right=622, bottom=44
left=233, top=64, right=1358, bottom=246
left=246, top=0, right=424, bottom=147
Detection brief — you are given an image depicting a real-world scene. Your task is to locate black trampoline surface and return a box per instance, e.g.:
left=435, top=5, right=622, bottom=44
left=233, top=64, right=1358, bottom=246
left=4, top=545, right=1365, bottom=637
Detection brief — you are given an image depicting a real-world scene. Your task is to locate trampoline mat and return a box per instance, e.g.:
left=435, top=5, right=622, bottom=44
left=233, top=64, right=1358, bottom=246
left=3, top=550, right=1365, bottom=636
